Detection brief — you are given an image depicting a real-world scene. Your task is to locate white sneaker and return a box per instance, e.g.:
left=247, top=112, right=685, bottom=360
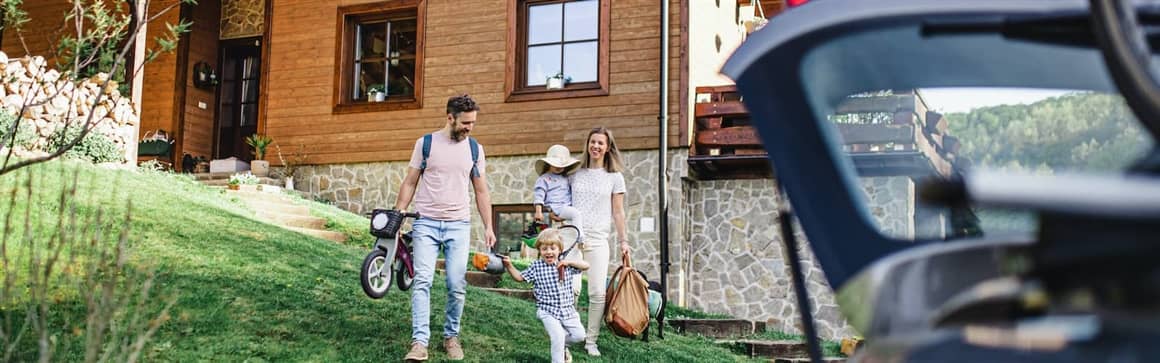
left=584, top=343, right=601, bottom=357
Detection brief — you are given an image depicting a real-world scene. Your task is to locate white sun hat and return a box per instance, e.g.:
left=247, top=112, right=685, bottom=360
left=535, top=144, right=581, bottom=175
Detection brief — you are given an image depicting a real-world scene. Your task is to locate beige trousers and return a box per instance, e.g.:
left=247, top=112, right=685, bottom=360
left=566, top=238, right=611, bottom=346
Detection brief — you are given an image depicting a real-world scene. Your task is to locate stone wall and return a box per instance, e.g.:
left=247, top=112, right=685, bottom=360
left=0, top=52, right=139, bottom=161
left=293, top=149, right=689, bottom=284
left=296, top=147, right=918, bottom=340
left=221, top=0, right=265, bottom=39
left=682, top=176, right=912, bottom=340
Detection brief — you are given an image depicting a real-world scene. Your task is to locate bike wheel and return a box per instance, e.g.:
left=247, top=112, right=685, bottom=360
left=395, top=258, right=414, bottom=291
left=360, top=249, right=393, bottom=299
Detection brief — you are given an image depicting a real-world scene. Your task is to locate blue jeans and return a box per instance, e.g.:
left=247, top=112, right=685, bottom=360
left=410, top=218, right=471, bottom=346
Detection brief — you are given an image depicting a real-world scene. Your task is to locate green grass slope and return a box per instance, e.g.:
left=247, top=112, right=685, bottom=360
left=2, top=160, right=760, bottom=362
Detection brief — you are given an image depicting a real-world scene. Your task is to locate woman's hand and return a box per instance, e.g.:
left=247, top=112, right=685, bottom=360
left=619, top=240, right=630, bottom=256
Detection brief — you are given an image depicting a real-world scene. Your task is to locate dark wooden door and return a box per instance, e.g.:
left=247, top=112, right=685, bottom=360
left=215, top=37, right=262, bottom=161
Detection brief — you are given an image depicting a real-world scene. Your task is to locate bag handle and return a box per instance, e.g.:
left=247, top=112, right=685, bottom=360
left=620, top=250, right=631, bottom=268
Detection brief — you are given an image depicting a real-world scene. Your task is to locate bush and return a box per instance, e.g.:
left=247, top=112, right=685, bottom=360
left=48, top=124, right=124, bottom=163
left=0, top=110, right=37, bottom=149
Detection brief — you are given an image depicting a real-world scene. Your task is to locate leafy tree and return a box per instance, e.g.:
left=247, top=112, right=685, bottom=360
left=947, top=92, right=1152, bottom=173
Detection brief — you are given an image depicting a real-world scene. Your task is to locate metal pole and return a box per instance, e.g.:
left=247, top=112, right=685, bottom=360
left=657, top=0, right=671, bottom=339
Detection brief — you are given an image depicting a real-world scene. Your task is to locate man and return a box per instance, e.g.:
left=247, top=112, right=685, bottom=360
left=393, top=94, right=497, bottom=361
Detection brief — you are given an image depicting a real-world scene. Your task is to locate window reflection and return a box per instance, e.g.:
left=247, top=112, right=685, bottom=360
left=564, top=41, right=597, bottom=82
left=524, top=0, right=600, bottom=88
left=350, top=14, right=417, bottom=102
left=527, top=45, right=562, bottom=86
left=529, top=4, right=562, bottom=45
left=564, top=0, right=597, bottom=41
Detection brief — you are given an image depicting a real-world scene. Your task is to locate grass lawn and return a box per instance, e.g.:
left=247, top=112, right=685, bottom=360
left=1, top=160, right=766, bottom=362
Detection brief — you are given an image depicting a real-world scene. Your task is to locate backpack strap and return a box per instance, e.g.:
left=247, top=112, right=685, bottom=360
left=469, top=137, right=480, bottom=178
left=420, top=133, right=433, bottom=174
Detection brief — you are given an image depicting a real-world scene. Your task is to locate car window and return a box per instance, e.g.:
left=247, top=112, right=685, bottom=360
left=825, top=87, right=1154, bottom=241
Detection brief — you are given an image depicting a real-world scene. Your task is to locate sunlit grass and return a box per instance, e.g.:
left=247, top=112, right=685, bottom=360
left=3, top=159, right=767, bottom=362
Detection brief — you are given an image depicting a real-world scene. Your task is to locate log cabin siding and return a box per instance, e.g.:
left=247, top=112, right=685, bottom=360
left=179, top=0, right=222, bottom=161
left=266, top=0, right=680, bottom=166
left=139, top=1, right=183, bottom=141
left=1, top=1, right=69, bottom=62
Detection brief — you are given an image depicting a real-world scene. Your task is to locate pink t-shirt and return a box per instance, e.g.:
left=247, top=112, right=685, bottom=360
left=407, top=132, right=486, bottom=221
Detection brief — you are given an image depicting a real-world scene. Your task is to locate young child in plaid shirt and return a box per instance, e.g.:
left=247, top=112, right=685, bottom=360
left=502, top=228, right=589, bottom=363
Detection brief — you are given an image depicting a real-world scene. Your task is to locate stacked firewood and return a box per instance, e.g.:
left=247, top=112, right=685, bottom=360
left=0, top=51, right=138, bottom=158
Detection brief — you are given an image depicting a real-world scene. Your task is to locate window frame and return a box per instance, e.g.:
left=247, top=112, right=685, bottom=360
left=505, top=0, right=610, bottom=103
left=333, top=0, right=425, bottom=114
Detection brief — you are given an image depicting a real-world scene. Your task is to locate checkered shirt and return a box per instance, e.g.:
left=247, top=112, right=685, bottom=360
left=521, top=260, right=581, bottom=320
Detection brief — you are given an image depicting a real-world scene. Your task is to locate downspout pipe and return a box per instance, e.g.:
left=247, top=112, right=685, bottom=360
left=657, top=0, right=671, bottom=339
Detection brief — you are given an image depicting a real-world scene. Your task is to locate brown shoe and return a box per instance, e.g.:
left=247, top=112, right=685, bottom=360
left=404, top=342, right=428, bottom=362
left=444, top=336, right=464, bottom=360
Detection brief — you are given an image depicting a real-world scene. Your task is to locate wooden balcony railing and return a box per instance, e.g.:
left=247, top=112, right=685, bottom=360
left=689, top=86, right=771, bottom=179
left=689, top=86, right=957, bottom=180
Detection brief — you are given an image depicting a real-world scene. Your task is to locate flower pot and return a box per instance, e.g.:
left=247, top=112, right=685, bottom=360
left=228, top=184, right=240, bottom=190
left=546, top=77, right=565, bottom=90
left=373, top=92, right=386, bottom=102
left=285, top=176, right=295, bottom=190
left=251, top=160, right=270, bottom=177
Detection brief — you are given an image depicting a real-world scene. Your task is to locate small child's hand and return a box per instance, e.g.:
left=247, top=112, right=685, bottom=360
left=501, top=255, right=512, bottom=267
left=534, top=212, right=543, bottom=222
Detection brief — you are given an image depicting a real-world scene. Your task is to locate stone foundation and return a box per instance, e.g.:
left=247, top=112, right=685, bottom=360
left=295, top=148, right=918, bottom=340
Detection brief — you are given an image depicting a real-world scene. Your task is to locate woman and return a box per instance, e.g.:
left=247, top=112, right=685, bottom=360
left=566, top=126, right=630, bottom=357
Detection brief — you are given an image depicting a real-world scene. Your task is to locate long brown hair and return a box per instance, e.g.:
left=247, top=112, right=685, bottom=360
left=580, top=126, right=624, bottom=173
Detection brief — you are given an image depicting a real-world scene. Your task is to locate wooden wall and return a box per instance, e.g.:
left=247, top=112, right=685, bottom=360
left=0, top=1, right=69, bottom=62
left=265, top=0, right=682, bottom=165
left=138, top=0, right=183, bottom=142
left=179, top=0, right=222, bottom=161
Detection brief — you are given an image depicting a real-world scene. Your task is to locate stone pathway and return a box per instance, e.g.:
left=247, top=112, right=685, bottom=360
left=194, top=173, right=346, bottom=243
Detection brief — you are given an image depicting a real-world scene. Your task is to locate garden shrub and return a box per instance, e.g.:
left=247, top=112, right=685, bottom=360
left=48, top=124, right=123, bottom=163
left=0, top=110, right=36, bottom=149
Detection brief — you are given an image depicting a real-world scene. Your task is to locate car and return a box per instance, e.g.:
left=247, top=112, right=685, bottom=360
left=724, top=0, right=1160, bottom=361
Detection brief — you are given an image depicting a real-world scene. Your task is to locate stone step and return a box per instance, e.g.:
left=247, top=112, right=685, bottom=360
left=225, top=188, right=299, bottom=204
left=287, top=226, right=347, bottom=243
left=192, top=172, right=236, bottom=180
left=481, top=287, right=534, bottom=302
left=240, top=199, right=310, bottom=216
left=730, top=340, right=809, bottom=360
left=670, top=319, right=766, bottom=338
left=772, top=358, right=845, bottom=363
left=256, top=210, right=327, bottom=229
left=202, top=176, right=283, bottom=187
left=465, top=271, right=501, bottom=288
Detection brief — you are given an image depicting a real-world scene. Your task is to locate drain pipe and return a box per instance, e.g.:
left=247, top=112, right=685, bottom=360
left=657, top=0, right=671, bottom=339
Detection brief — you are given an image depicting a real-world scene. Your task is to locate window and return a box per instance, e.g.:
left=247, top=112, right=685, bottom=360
left=506, top=0, right=610, bottom=102
left=494, top=205, right=538, bottom=255
left=334, top=1, right=425, bottom=114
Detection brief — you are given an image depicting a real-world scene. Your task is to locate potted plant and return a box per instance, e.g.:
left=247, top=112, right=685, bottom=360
left=546, top=72, right=570, bottom=90
left=229, top=172, right=260, bottom=191
left=367, top=84, right=386, bottom=102
left=245, top=134, right=274, bottom=177
left=275, top=143, right=310, bottom=190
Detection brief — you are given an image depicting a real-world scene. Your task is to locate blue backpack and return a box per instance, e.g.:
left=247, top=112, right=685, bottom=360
left=419, top=133, right=481, bottom=178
